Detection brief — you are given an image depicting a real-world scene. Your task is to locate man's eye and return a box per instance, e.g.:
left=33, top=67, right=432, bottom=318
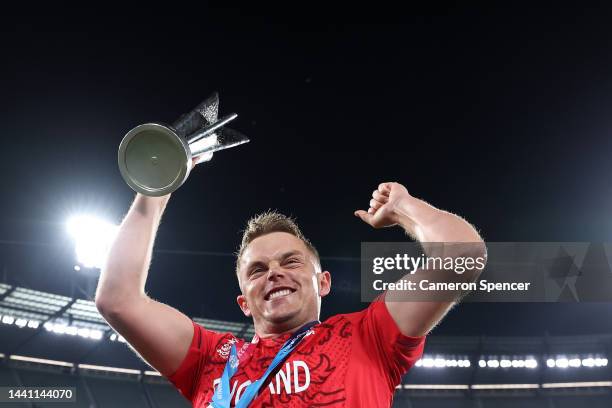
left=250, top=267, right=265, bottom=275
left=285, top=258, right=301, bottom=266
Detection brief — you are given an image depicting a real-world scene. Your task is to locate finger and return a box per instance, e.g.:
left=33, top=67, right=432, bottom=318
left=378, top=182, right=393, bottom=193
left=367, top=207, right=376, bottom=214
left=372, top=190, right=389, bottom=202
left=354, top=210, right=373, bottom=224
left=369, top=199, right=383, bottom=210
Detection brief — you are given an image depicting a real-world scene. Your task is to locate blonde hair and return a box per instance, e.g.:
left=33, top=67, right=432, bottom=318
left=236, top=211, right=320, bottom=273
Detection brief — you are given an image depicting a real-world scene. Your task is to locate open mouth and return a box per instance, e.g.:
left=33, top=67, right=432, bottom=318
left=265, top=287, right=296, bottom=301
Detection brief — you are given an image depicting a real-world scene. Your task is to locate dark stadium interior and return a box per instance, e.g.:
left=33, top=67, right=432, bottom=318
left=1, top=4, right=612, bottom=407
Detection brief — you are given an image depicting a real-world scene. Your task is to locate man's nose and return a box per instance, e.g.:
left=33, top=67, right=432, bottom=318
left=266, top=262, right=284, bottom=280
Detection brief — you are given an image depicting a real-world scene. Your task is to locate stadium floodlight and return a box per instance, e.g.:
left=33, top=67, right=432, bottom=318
left=0, top=315, right=42, bottom=331
left=52, top=324, right=67, bottom=335
left=41, top=321, right=103, bottom=341
left=487, top=360, right=500, bottom=368
left=413, top=357, right=472, bottom=369
left=555, top=358, right=569, bottom=368
left=110, top=333, right=127, bottom=343
left=2, top=315, right=15, bottom=325
left=568, top=358, right=581, bottom=368
left=422, top=358, right=435, bottom=368
left=455, top=359, right=470, bottom=368
left=89, top=330, right=103, bottom=340
left=77, top=328, right=90, bottom=338
left=411, top=356, right=473, bottom=369
left=15, top=318, right=27, bottom=328
left=67, top=215, right=119, bottom=269
left=594, top=358, right=608, bottom=367
left=547, top=359, right=555, bottom=368
left=27, top=320, right=39, bottom=329
left=480, top=358, right=538, bottom=369
left=582, top=358, right=594, bottom=367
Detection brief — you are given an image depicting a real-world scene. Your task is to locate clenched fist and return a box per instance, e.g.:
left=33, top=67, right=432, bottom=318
left=354, top=182, right=413, bottom=229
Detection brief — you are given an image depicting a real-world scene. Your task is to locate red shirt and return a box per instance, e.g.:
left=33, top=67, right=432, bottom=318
left=167, top=300, right=425, bottom=407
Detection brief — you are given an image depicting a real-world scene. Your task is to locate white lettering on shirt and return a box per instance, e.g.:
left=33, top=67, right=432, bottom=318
left=212, top=360, right=311, bottom=405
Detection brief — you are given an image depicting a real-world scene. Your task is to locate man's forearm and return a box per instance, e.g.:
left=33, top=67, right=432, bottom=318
left=95, top=193, right=171, bottom=312
left=393, top=195, right=486, bottom=303
left=359, top=182, right=485, bottom=336
left=393, top=196, right=483, bottom=244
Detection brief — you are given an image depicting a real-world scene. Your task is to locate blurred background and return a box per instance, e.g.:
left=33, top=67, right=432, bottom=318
left=1, top=3, right=611, bottom=407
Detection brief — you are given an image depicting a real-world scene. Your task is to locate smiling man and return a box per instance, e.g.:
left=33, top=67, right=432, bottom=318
left=95, top=182, right=485, bottom=407
left=236, top=222, right=330, bottom=338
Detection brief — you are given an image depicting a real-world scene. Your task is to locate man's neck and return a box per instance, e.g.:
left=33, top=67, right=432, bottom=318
left=254, top=317, right=318, bottom=339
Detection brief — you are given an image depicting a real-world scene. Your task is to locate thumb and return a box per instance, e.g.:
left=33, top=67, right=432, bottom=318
left=354, top=210, right=372, bottom=224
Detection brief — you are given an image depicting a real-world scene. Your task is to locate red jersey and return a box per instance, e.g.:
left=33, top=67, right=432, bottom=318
left=167, top=300, right=425, bottom=407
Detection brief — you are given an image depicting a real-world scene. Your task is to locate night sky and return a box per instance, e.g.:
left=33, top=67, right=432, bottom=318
left=1, top=5, right=612, bottom=337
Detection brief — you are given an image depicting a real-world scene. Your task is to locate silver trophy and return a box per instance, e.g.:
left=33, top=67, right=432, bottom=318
left=118, top=92, right=249, bottom=196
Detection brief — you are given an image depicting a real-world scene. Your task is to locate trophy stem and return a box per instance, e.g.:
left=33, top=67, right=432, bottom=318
left=186, top=113, right=238, bottom=144
left=190, top=127, right=250, bottom=157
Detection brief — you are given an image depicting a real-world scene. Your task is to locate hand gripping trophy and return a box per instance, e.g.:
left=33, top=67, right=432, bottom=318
left=117, top=93, right=249, bottom=196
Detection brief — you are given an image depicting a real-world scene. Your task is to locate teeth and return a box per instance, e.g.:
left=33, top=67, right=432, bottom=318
left=268, top=289, right=292, bottom=300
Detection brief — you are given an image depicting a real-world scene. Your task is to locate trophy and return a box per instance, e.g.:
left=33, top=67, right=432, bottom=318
left=118, top=92, right=249, bottom=196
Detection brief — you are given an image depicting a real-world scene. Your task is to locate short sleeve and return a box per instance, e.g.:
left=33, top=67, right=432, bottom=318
left=166, top=321, right=212, bottom=401
left=356, top=299, right=426, bottom=388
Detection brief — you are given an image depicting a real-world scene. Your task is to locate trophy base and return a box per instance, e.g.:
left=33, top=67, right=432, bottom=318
left=118, top=123, right=192, bottom=196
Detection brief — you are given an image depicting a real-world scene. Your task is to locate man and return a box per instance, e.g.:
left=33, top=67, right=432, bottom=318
left=95, top=181, right=485, bottom=407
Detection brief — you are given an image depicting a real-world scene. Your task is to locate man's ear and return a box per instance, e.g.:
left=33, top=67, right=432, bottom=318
left=318, top=271, right=332, bottom=298
left=237, top=294, right=251, bottom=317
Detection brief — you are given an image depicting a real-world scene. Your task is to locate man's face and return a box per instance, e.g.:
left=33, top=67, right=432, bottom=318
left=236, top=232, right=331, bottom=334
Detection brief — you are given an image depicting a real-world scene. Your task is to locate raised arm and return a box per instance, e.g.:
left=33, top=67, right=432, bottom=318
left=355, top=182, right=486, bottom=337
left=95, top=193, right=193, bottom=376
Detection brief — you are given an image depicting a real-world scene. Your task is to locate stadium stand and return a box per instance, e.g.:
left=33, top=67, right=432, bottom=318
left=1, top=283, right=611, bottom=407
